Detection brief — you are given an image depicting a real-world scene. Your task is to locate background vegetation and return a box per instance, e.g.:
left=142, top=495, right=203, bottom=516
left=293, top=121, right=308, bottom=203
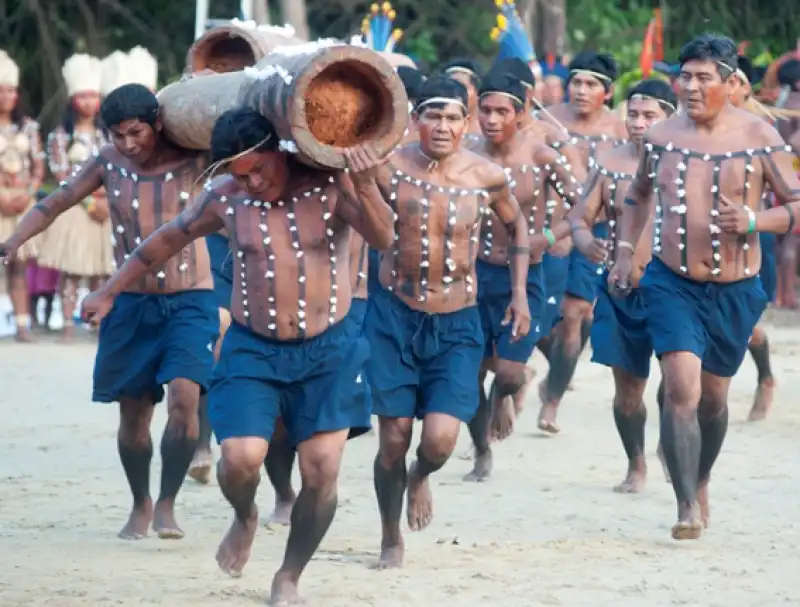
left=2, top=0, right=796, bottom=131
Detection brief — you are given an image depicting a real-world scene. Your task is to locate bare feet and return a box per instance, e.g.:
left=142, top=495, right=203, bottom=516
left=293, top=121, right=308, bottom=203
left=537, top=381, right=561, bottom=434
left=406, top=462, right=433, bottom=531
left=697, top=481, right=710, bottom=528
left=265, top=498, right=295, bottom=526
left=57, top=325, right=75, bottom=344
left=671, top=501, right=703, bottom=540
left=187, top=448, right=214, bottom=484
left=14, top=328, right=35, bottom=343
left=748, top=377, right=775, bottom=422
left=372, top=540, right=404, bottom=570
left=656, top=443, right=671, bottom=483
left=613, top=464, right=647, bottom=494
left=270, top=570, right=303, bottom=605
left=118, top=500, right=153, bottom=540
left=457, top=447, right=475, bottom=461
left=512, top=366, right=536, bottom=416
left=490, top=396, right=516, bottom=441
left=152, top=500, right=184, bottom=539
left=216, top=506, right=259, bottom=578
left=463, top=449, right=492, bottom=482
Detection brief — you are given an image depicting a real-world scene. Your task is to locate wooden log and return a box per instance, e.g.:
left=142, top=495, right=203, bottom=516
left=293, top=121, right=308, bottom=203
left=240, top=42, right=408, bottom=168
left=185, top=23, right=303, bottom=74
left=157, top=71, right=249, bottom=150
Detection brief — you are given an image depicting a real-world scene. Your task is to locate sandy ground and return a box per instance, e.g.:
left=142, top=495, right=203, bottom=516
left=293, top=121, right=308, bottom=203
left=2, top=317, right=800, bottom=607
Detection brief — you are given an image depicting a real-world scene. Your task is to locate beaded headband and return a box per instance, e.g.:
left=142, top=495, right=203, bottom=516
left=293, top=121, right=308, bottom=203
left=569, top=68, right=612, bottom=83
left=479, top=90, right=524, bottom=105
left=416, top=97, right=468, bottom=111
left=445, top=66, right=479, bottom=79
left=628, top=93, right=676, bottom=112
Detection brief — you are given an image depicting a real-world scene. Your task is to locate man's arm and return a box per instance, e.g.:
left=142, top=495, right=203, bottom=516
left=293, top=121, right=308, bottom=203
left=335, top=171, right=395, bottom=251
left=545, top=125, right=588, bottom=183
left=3, top=157, right=104, bottom=250
left=486, top=167, right=529, bottom=296
left=618, top=139, right=656, bottom=250
left=100, top=189, right=226, bottom=297
left=756, top=125, right=800, bottom=233
left=550, top=168, right=605, bottom=250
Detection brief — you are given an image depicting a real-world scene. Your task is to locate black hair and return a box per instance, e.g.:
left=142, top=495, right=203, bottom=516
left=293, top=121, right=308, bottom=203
left=100, top=84, right=159, bottom=129
left=492, top=57, right=535, bottom=88
left=751, top=66, right=767, bottom=87
left=479, top=70, right=525, bottom=112
left=677, top=33, right=738, bottom=80
left=778, top=59, right=800, bottom=91
left=61, top=102, right=104, bottom=137
left=567, top=51, right=618, bottom=91
left=414, top=76, right=468, bottom=115
left=210, top=107, right=279, bottom=164
left=736, top=55, right=755, bottom=85
left=396, top=66, right=427, bottom=104
left=441, top=57, right=483, bottom=89
left=626, top=79, right=678, bottom=115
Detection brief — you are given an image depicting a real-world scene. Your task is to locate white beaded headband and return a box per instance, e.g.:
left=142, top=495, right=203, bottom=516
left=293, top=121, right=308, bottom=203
left=416, top=97, right=468, bottom=111
left=445, top=66, right=479, bottom=78
left=479, top=90, right=524, bottom=105
left=569, top=68, right=612, bottom=83
left=629, top=93, right=676, bottom=112
left=198, top=134, right=274, bottom=190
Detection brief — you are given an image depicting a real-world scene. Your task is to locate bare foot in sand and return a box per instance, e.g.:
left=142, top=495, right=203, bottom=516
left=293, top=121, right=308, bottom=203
left=613, top=462, right=647, bottom=493
left=14, top=328, right=36, bottom=343
left=270, top=571, right=303, bottom=605
left=118, top=500, right=153, bottom=540
left=463, top=449, right=492, bottom=482
left=490, top=395, right=516, bottom=441
left=512, top=366, right=536, bottom=416
left=187, top=448, right=213, bottom=485
left=372, top=540, right=404, bottom=570
left=153, top=500, right=184, bottom=539
left=747, top=377, right=775, bottom=422
left=537, top=381, right=561, bottom=434
left=57, top=326, right=75, bottom=344
left=656, top=443, right=671, bottom=483
left=266, top=498, right=295, bottom=526
left=216, top=506, right=259, bottom=577
left=697, top=481, right=710, bottom=528
left=457, top=447, right=475, bottom=461
left=671, top=501, right=703, bottom=540
left=406, top=463, right=433, bottom=531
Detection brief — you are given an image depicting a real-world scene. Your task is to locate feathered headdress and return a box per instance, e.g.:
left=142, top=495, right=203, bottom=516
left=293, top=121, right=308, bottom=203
left=0, top=49, right=19, bottom=88
left=100, top=47, right=158, bottom=96
left=361, top=2, right=403, bottom=53
left=490, top=0, right=535, bottom=64
left=62, top=54, right=103, bottom=96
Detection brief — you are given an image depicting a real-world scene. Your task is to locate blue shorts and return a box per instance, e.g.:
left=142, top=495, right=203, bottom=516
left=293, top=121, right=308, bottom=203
left=565, top=222, right=609, bottom=303
left=208, top=308, right=371, bottom=447
left=351, top=297, right=368, bottom=326
left=367, top=248, right=382, bottom=297
left=759, top=232, right=777, bottom=303
left=476, top=259, right=546, bottom=362
left=93, top=290, right=220, bottom=404
left=640, top=258, right=768, bottom=378
left=206, top=233, right=233, bottom=310
left=541, top=253, right=570, bottom=338
left=364, top=285, right=484, bottom=422
left=591, top=285, right=652, bottom=379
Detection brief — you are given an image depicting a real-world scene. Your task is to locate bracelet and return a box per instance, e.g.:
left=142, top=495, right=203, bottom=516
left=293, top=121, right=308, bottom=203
left=746, top=207, right=757, bottom=234
left=617, top=240, right=635, bottom=253
left=542, top=227, right=556, bottom=247
left=786, top=205, right=796, bottom=235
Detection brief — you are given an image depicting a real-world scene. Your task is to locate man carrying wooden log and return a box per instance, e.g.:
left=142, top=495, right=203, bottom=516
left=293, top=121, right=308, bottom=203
left=365, top=76, right=530, bottom=569
left=0, top=84, right=218, bottom=541
left=79, top=105, right=393, bottom=604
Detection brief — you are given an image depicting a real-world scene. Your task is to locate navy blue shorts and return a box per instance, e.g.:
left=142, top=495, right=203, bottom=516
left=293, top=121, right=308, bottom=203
left=363, top=285, right=484, bottom=422
left=351, top=297, right=368, bottom=326
left=591, top=285, right=652, bottom=379
left=759, top=232, right=777, bottom=303
left=367, top=248, right=382, bottom=297
left=476, top=259, right=546, bottom=362
left=93, top=290, right=220, bottom=404
left=565, top=222, right=609, bottom=303
left=206, top=233, right=233, bottom=310
left=640, top=258, right=768, bottom=378
left=208, top=308, right=371, bottom=447
left=541, top=253, right=570, bottom=338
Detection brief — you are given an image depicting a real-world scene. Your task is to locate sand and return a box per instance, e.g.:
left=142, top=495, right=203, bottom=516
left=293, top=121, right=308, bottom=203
left=2, top=316, right=800, bottom=607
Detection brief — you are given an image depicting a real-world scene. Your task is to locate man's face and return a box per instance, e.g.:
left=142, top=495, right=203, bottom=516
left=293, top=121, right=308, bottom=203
left=413, top=102, right=468, bottom=158
left=478, top=93, right=519, bottom=144
left=568, top=72, right=609, bottom=116
left=728, top=73, right=752, bottom=108
left=447, top=71, right=478, bottom=110
left=678, top=59, right=733, bottom=121
left=228, top=150, right=288, bottom=200
left=626, top=97, right=668, bottom=142
left=109, top=118, right=159, bottom=164
left=543, top=76, right=565, bottom=106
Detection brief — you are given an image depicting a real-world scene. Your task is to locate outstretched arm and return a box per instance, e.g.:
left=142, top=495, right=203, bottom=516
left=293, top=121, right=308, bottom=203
left=3, top=157, right=104, bottom=250
left=99, top=189, right=225, bottom=297
left=334, top=146, right=395, bottom=250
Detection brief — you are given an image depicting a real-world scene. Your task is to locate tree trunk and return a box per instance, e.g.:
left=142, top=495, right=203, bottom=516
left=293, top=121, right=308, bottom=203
left=280, top=0, right=309, bottom=41
left=539, top=0, right=565, bottom=57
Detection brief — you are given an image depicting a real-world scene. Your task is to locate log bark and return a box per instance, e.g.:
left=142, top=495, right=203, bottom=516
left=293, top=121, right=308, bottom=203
left=185, top=24, right=303, bottom=74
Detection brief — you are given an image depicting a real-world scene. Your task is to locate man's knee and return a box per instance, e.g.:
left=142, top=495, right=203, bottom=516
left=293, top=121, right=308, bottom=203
left=298, top=431, right=348, bottom=491
left=419, top=415, right=460, bottom=463
left=494, top=363, right=527, bottom=397
left=378, top=417, right=413, bottom=466
left=220, top=437, right=268, bottom=480
left=167, top=379, right=200, bottom=424
left=119, top=398, right=154, bottom=444
left=562, top=296, right=592, bottom=324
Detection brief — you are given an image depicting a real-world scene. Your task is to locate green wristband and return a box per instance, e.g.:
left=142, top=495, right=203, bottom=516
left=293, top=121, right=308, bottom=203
left=747, top=209, right=757, bottom=234
left=543, top=227, right=556, bottom=246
